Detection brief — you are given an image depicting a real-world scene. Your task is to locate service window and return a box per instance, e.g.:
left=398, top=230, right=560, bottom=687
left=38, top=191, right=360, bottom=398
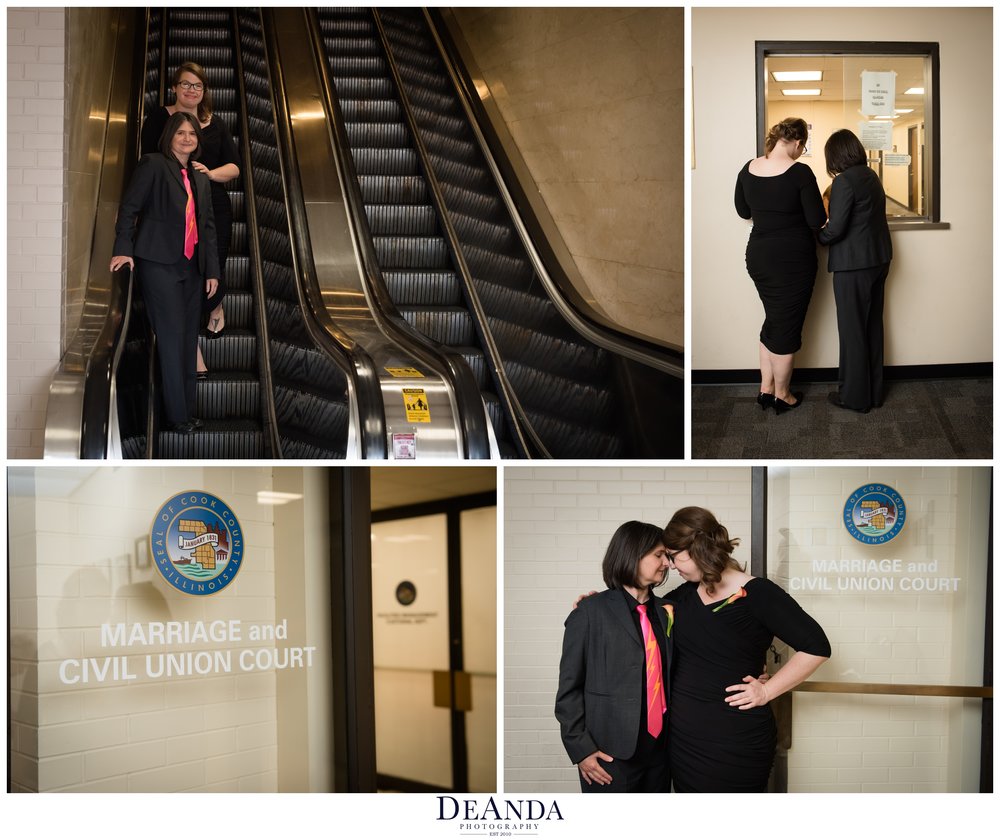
left=757, top=42, right=940, bottom=223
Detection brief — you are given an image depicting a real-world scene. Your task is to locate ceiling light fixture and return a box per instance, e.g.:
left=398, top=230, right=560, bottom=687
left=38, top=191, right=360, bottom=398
left=782, top=89, right=821, bottom=96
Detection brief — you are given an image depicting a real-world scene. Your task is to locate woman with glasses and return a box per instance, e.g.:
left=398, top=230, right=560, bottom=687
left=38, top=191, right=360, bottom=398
left=735, top=117, right=827, bottom=414
left=141, top=61, right=240, bottom=380
left=662, top=506, right=829, bottom=792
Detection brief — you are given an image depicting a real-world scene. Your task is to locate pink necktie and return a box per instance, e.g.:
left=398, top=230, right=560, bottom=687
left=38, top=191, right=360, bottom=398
left=181, top=168, right=198, bottom=259
left=637, top=603, right=666, bottom=738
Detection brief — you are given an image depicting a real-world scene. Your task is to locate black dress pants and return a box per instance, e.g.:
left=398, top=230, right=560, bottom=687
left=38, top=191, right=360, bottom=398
left=580, top=723, right=669, bottom=793
left=833, top=263, right=890, bottom=411
left=137, top=255, right=202, bottom=425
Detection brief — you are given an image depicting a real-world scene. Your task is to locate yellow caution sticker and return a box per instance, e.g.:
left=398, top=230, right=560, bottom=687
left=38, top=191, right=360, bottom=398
left=385, top=366, right=425, bottom=378
left=402, top=388, right=431, bottom=422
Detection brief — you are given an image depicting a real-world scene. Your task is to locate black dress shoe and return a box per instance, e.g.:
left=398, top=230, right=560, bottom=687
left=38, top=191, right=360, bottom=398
left=773, top=392, right=804, bottom=415
left=756, top=392, right=775, bottom=411
left=167, top=421, right=196, bottom=434
left=827, top=392, right=870, bottom=414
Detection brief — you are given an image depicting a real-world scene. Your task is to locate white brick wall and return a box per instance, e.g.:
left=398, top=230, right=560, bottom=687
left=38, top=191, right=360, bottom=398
left=9, top=466, right=282, bottom=792
left=7, top=7, right=67, bottom=458
left=503, top=465, right=753, bottom=792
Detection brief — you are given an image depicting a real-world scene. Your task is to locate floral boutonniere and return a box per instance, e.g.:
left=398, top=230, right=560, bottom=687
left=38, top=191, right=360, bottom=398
left=662, top=603, right=674, bottom=637
left=711, top=587, right=747, bottom=613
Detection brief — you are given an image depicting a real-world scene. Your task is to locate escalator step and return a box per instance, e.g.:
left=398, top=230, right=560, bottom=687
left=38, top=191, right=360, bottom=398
left=359, top=175, right=427, bottom=204
left=345, top=121, right=409, bottom=148
left=488, top=318, right=609, bottom=380
left=382, top=269, right=461, bottom=305
left=399, top=306, right=474, bottom=345
left=340, top=99, right=403, bottom=123
left=226, top=254, right=250, bottom=289
left=525, top=410, right=625, bottom=460
left=366, top=204, right=438, bottom=236
left=351, top=147, right=419, bottom=176
left=212, top=289, right=254, bottom=331
left=158, top=422, right=264, bottom=459
left=373, top=235, right=448, bottom=268
left=196, top=374, right=260, bottom=420
left=503, top=359, right=616, bottom=428
left=327, top=55, right=386, bottom=77
left=199, top=331, right=258, bottom=372
left=332, top=76, right=396, bottom=99
left=270, top=340, right=350, bottom=394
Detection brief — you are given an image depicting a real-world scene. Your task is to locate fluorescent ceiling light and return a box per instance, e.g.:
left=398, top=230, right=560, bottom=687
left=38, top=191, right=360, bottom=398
left=257, top=490, right=304, bottom=506
left=872, top=115, right=896, bottom=120
left=772, top=70, right=822, bottom=82
left=782, top=89, right=821, bottom=96
left=895, top=108, right=914, bottom=114
left=903, top=87, right=924, bottom=95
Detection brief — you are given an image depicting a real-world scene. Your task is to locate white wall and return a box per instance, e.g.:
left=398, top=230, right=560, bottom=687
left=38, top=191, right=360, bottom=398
left=503, top=466, right=753, bottom=792
left=692, top=7, right=992, bottom=370
left=7, top=7, right=66, bottom=457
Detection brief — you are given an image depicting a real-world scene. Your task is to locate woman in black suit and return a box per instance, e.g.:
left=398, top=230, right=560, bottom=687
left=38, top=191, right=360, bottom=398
left=141, top=61, right=240, bottom=378
left=818, top=129, right=893, bottom=413
left=111, top=111, right=220, bottom=432
left=555, top=521, right=673, bottom=792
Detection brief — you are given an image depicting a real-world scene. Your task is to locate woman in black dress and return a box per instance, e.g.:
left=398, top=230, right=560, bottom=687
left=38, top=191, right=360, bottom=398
left=141, top=61, right=240, bottom=378
left=663, top=506, right=830, bottom=792
left=735, top=117, right=827, bottom=414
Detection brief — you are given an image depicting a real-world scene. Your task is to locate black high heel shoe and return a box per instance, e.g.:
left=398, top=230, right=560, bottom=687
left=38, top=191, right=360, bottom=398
left=773, top=392, right=804, bottom=415
left=756, top=392, right=775, bottom=411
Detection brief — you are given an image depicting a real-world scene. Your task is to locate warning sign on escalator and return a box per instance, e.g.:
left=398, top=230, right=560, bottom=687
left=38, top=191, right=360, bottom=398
left=402, top=388, right=431, bottom=423
left=385, top=366, right=425, bottom=378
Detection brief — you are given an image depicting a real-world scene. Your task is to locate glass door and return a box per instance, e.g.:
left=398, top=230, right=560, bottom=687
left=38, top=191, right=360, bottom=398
left=765, top=466, right=991, bottom=792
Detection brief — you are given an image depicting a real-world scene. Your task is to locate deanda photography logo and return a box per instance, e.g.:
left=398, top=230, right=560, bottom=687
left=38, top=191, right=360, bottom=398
left=436, top=796, right=564, bottom=836
left=151, top=491, right=244, bottom=594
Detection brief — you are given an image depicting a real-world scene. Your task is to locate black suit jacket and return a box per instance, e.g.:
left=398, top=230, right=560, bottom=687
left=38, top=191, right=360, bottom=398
left=555, top=588, right=674, bottom=764
left=817, top=164, right=893, bottom=272
left=113, top=153, right=221, bottom=279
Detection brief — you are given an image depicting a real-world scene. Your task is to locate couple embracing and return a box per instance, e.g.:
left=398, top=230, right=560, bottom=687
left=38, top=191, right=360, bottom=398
left=736, top=118, right=894, bottom=415
left=555, top=507, right=830, bottom=793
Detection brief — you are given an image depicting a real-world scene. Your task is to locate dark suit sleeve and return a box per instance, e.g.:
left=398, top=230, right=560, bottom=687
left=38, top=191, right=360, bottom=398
left=554, top=605, right=599, bottom=764
left=817, top=175, right=854, bottom=245
left=196, top=172, right=221, bottom=279
left=735, top=170, right=752, bottom=219
left=799, top=166, right=828, bottom=230
left=113, top=156, right=156, bottom=258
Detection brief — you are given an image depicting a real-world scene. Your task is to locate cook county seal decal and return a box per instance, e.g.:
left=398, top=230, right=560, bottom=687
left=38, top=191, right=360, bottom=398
left=843, top=484, right=906, bottom=544
left=151, top=491, right=244, bottom=595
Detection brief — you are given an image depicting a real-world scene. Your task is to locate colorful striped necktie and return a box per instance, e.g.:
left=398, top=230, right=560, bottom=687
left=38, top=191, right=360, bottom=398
left=636, top=603, right=665, bottom=738
left=180, top=168, right=198, bottom=260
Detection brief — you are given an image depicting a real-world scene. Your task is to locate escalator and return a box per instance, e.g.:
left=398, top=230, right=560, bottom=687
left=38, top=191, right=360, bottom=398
left=115, top=7, right=364, bottom=458
left=315, top=7, right=683, bottom=458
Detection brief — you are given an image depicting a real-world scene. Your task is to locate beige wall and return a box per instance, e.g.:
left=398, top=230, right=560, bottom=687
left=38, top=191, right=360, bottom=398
left=692, top=7, right=992, bottom=369
left=454, top=7, right=683, bottom=348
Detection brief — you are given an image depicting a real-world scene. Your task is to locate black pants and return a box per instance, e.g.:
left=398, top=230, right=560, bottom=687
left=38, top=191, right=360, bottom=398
left=137, top=254, right=202, bottom=425
left=833, top=263, right=890, bottom=411
left=580, top=726, right=669, bottom=793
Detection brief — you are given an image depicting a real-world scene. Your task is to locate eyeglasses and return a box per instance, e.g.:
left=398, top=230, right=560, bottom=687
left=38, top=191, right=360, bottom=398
left=177, top=81, right=204, bottom=92
left=665, top=550, right=680, bottom=563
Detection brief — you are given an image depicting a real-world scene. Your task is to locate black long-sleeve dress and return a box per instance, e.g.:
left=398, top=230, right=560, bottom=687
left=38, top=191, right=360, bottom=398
left=735, top=161, right=827, bottom=355
left=665, top=577, right=831, bottom=792
left=141, top=106, right=240, bottom=317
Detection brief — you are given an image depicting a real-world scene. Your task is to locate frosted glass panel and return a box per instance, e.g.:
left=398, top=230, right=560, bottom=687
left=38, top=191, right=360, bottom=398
left=373, top=669, right=452, bottom=787
left=460, top=506, right=497, bottom=673
left=466, top=674, right=497, bottom=792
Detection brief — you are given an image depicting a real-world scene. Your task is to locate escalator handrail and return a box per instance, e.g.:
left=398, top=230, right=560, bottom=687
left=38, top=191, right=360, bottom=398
left=367, top=8, right=550, bottom=458
left=72, top=9, right=146, bottom=458
left=258, top=8, right=388, bottom=459
left=305, top=7, right=495, bottom=460
left=422, top=9, right=684, bottom=378
left=231, top=10, right=283, bottom=459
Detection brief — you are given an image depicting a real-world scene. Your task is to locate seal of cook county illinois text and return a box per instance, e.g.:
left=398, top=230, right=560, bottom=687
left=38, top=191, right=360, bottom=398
left=150, top=491, right=244, bottom=595
left=843, top=484, right=906, bottom=544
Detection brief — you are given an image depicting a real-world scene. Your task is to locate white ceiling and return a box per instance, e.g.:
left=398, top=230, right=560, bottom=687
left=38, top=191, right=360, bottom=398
left=370, top=466, right=496, bottom=510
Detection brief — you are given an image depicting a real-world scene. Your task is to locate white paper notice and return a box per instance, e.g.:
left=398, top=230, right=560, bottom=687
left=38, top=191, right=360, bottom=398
left=884, top=153, right=912, bottom=167
left=859, top=120, right=893, bottom=151
left=861, top=70, right=896, bottom=116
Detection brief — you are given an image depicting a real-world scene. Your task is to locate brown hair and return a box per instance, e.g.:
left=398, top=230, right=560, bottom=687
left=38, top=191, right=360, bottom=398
left=170, top=62, right=212, bottom=123
left=601, top=521, right=666, bottom=591
left=663, top=506, right=742, bottom=595
left=824, top=128, right=868, bottom=177
left=764, top=117, right=809, bottom=156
